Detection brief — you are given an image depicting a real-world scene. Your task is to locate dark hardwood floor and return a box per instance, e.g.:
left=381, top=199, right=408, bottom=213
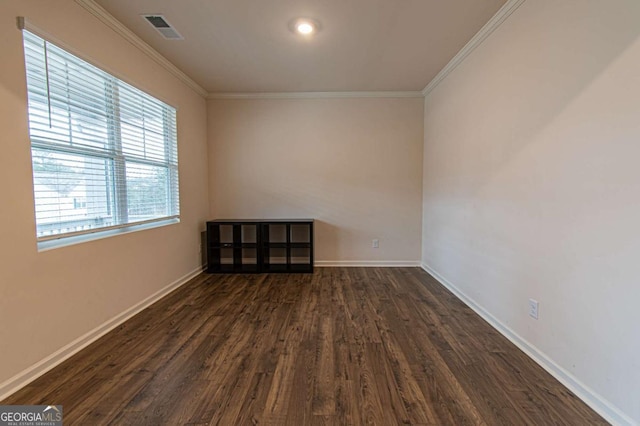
left=2, top=268, right=606, bottom=425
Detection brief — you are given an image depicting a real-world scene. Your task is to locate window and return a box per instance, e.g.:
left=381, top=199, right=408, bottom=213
left=22, top=31, right=179, bottom=245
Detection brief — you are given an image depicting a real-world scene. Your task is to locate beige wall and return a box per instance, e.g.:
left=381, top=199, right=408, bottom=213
left=422, top=0, right=640, bottom=422
left=208, top=98, right=423, bottom=263
left=0, top=1, right=208, bottom=390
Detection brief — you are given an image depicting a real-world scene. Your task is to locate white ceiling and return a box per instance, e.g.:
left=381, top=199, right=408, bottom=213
left=94, top=0, right=507, bottom=93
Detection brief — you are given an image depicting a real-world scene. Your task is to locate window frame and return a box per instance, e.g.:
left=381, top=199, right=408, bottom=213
left=20, top=22, right=181, bottom=250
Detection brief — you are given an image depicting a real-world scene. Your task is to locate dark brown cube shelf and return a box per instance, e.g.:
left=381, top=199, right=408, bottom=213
left=206, top=219, right=314, bottom=273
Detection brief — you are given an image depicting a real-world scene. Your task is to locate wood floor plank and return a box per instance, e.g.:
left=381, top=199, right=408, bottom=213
left=365, top=342, right=411, bottom=424
left=311, top=316, right=336, bottom=416
left=1, top=268, right=607, bottom=425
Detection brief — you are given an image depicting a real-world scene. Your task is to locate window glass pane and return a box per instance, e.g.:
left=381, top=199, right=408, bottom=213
left=25, top=42, right=108, bottom=151
left=119, top=86, right=169, bottom=162
left=126, top=162, right=169, bottom=222
left=32, top=148, right=115, bottom=237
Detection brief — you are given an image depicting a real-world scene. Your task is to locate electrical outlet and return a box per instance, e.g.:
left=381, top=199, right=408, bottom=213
left=372, top=239, right=379, bottom=248
left=529, top=299, right=539, bottom=320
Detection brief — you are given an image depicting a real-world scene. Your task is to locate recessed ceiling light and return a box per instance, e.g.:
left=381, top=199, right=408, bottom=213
left=297, top=22, right=314, bottom=34
left=289, top=18, right=321, bottom=36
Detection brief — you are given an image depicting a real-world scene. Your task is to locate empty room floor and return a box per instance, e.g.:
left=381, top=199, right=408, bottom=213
left=2, top=268, right=605, bottom=425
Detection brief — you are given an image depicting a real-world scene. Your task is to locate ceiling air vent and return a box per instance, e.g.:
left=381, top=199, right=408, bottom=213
left=141, top=15, right=183, bottom=40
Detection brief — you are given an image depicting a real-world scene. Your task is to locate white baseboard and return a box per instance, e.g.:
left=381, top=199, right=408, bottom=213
left=420, top=263, right=635, bottom=426
left=316, top=260, right=421, bottom=267
left=0, top=266, right=204, bottom=402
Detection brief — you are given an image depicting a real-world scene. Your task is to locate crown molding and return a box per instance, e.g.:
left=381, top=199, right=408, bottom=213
left=422, top=0, right=526, bottom=97
left=74, top=0, right=208, bottom=98
left=207, top=91, right=424, bottom=100
left=73, top=0, right=524, bottom=100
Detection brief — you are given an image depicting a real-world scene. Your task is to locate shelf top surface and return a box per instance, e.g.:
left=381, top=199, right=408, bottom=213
left=208, top=219, right=314, bottom=224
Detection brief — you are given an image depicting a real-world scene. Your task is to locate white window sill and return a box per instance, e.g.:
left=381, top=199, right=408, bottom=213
left=37, top=218, right=180, bottom=252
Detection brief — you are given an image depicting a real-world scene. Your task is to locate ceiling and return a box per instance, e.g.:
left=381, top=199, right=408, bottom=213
left=94, top=0, right=507, bottom=93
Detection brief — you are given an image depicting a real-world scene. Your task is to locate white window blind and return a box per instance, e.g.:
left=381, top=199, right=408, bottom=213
left=22, top=30, right=179, bottom=242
